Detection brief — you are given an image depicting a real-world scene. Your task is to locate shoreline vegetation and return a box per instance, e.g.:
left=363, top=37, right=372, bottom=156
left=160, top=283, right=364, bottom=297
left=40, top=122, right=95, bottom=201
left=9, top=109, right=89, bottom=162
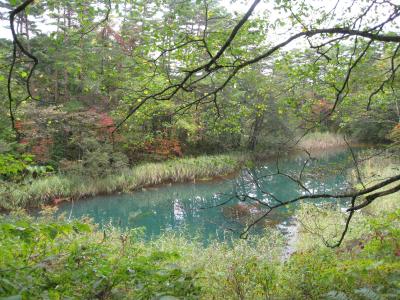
left=1, top=157, right=398, bottom=299
left=0, top=132, right=359, bottom=211
left=297, top=132, right=352, bottom=151
left=0, top=154, right=242, bottom=211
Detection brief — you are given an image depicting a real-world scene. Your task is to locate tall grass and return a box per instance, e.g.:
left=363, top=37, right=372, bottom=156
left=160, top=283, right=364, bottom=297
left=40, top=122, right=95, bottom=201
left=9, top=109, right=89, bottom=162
left=298, top=131, right=347, bottom=151
left=0, top=154, right=241, bottom=210
left=354, top=155, right=400, bottom=214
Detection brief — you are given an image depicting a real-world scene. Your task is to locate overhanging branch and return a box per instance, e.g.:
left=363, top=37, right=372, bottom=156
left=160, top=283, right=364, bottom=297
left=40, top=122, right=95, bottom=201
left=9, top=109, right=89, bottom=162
left=7, top=0, right=37, bottom=136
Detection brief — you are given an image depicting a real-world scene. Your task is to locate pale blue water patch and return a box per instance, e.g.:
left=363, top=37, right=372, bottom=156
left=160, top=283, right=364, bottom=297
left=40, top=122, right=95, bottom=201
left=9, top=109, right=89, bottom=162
left=56, top=148, right=356, bottom=243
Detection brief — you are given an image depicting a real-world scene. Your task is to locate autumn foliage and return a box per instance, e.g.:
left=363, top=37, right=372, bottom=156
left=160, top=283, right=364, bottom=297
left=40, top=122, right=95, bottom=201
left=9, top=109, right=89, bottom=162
left=16, top=107, right=117, bottom=163
left=145, top=138, right=183, bottom=158
left=388, top=123, right=400, bottom=143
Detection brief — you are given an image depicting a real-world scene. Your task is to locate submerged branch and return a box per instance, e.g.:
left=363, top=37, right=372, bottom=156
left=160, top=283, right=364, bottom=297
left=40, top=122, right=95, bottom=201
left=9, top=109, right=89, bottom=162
left=239, top=169, right=400, bottom=246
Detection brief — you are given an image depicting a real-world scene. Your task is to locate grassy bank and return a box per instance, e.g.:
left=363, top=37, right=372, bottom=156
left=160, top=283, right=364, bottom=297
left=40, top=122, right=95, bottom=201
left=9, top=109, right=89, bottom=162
left=298, top=132, right=348, bottom=151
left=0, top=154, right=241, bottom=210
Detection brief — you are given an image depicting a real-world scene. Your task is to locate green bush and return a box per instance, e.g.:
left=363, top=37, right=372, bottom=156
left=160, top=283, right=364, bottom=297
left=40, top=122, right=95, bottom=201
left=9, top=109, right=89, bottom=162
left=60, top=137, right=129, bottom=178
left=346, top=110, right=396, bottom=143
left=0, top=153, right=34, bottom=181
left=0, top=214, right=199, bottom=299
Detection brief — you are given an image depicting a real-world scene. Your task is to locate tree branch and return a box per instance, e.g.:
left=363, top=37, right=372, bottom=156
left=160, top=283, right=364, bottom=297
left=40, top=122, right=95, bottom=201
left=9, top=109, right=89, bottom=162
left=8, top=0, right=38, bottom=136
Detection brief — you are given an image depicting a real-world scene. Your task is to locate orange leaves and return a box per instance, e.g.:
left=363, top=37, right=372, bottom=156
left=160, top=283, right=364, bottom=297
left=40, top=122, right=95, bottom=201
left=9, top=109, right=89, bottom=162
left=98, top=113, right=116, bottom=140
left=31, top=138, right=53, bottom=162
left=388, top=122, right=400, bottom=142
left=15, top=120, right=23, bottom=130
left=311, top=99, right=333, bottom=116
left=144, top=138, right=183, bottom=158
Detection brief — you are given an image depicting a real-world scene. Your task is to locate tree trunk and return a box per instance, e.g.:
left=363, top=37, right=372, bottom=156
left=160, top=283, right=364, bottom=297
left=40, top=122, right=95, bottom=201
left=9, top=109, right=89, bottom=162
left=247, top=110, right=265, bottom=151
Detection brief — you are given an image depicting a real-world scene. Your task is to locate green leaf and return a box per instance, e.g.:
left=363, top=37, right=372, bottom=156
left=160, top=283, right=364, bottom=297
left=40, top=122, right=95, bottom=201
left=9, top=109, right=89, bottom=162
left=325, top=291, right=349, bottom=300
left=354, top=288, right=380, bottom=300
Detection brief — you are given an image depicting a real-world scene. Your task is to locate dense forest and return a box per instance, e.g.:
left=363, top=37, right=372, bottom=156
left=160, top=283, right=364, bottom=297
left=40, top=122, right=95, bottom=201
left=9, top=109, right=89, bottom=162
left=0, top=0, right=399, bottom=299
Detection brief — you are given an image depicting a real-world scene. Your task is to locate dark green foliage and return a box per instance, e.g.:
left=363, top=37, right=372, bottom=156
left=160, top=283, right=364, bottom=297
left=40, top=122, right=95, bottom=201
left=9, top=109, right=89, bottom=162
left=346, top=109, right=398, bottom=143
left=62, top=137, right=129, bottom=178
left=0, top=215, right=199, bottom=299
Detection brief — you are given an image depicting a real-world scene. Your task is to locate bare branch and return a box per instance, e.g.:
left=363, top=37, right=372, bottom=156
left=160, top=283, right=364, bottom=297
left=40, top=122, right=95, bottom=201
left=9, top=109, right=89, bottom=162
left=7, top=0, right=38, bottom=136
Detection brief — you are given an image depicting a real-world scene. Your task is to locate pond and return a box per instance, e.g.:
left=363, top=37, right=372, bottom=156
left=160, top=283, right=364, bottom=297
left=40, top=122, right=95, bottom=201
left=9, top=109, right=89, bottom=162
left=56, top=148, right=356, bottom=244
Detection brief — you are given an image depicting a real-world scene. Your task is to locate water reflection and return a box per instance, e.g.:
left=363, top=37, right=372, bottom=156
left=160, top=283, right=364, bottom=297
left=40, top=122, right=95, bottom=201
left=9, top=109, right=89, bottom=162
left=57, top=149, right=356, bottom=243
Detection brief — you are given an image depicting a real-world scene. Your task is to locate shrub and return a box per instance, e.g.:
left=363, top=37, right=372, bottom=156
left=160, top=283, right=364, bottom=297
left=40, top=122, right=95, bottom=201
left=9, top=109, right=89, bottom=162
left=0, top=153, right=34, bottom=181
left=1, top=209, right=399, bottom=299
left=0, top=215, right=200, bottom=299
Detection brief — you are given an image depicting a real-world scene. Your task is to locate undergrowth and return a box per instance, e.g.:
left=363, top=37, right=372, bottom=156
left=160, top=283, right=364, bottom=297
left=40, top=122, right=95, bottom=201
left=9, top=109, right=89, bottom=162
left=0, top=205, right=398, bottom=299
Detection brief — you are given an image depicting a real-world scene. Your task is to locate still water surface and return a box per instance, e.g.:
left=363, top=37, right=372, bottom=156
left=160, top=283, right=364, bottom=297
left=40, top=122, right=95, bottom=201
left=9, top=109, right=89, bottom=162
left=57, top=148, right=355, bottom=243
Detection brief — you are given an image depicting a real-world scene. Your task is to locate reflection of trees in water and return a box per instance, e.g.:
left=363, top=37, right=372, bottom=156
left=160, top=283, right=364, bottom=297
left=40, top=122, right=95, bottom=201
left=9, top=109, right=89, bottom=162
left=221, top=203, right=289, bottom=229
left=58, top=149, right=357, bottom=242
left=219, top=149, right=357, bottom=237
left=226, top=147, right=399, bottom=247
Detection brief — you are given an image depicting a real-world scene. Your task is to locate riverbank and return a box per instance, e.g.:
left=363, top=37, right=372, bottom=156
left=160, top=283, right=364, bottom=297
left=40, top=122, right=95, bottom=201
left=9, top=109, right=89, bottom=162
left=0, top=154, right=242, bottom=211
left=251, top=132, right=362, bottom=162
left=0, top=133, right=377, bottom=211
left=297, top=132, right=348, bottom=150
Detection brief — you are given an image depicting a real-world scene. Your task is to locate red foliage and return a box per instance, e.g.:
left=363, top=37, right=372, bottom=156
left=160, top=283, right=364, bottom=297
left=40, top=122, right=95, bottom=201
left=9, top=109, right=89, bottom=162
left=99, top=113, right=114, bottom=132
left=19, top=138, right=29, bottom=145
left=32, top=137, right=53, bottom=162
left=145, top=138, right=183, bottom=157
left=101, top=26, right=136, bottom=53
left=17, top=108, right=120, bottom=162
left=15, top=120, right=23, bottom=130
left=98, top=113, right=116, bottom=140
left=99, top=114, right=114, bottom=127
left=16, top=120, right=52, bottom=162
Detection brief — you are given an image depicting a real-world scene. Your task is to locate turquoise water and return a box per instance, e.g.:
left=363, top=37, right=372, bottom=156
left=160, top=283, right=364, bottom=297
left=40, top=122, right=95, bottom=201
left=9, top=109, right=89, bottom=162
left=57, top=148, right=355, bottom=243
